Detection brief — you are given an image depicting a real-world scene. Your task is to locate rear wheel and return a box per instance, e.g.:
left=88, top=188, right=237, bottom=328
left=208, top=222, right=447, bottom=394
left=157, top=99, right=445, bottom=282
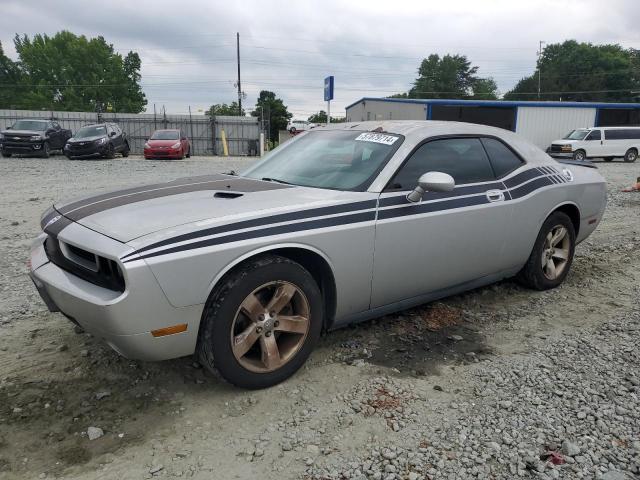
left=197, top=255, right=323, bottom=389
left=572, top=150, right=586, bottom=161
left=517, top=211, right=576, bottom=290
left=624, top=148, right=637, bottom=163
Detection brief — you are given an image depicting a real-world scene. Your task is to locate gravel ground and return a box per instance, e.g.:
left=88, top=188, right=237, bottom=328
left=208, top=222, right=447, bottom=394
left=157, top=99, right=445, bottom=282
left=0, top=154, right=638, bottom=480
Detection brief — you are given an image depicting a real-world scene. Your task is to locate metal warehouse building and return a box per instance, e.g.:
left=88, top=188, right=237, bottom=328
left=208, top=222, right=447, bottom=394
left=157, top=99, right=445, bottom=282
left=345, top=98, right=640, bottom=150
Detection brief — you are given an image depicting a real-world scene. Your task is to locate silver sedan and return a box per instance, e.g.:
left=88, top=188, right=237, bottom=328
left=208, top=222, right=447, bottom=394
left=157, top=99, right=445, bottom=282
left=29, top=121, right=607, bottom=388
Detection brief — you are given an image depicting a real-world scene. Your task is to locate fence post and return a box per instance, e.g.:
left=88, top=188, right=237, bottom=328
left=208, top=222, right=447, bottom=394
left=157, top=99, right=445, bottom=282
left=188, top=105, right=195, bottom=156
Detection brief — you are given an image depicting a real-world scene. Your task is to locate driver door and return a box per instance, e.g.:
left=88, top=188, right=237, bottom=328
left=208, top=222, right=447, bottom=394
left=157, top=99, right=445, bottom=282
left=371, top=137, right=512, bottom=308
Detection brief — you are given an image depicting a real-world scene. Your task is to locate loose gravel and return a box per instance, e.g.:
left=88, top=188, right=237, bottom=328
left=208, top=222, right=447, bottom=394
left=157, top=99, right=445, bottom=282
left=0, top=155, right=638, bottom=480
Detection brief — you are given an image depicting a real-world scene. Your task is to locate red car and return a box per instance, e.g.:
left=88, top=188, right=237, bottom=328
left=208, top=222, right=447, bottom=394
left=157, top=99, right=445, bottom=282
left=144, top=129, right=191, bottom=159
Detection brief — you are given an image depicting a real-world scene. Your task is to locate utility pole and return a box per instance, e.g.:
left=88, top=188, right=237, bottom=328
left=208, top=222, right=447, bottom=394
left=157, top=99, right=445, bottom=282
left=537, top=40, right=545, bottom=100
left=236, top=32, right=242, bottom=116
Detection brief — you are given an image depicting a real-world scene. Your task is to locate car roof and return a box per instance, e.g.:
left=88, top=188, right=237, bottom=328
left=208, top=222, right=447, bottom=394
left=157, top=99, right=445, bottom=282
left=318, top=120, right=518, bottom=138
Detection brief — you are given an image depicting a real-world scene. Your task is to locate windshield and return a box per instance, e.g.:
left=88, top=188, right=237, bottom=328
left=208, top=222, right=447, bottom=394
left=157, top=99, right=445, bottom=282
left=11, top=120, right=48, bottom=131
left=151, top=130, right=180, bottom=140
left=563, top=129, right=590, bottom=140
left=242, top=130, right=402, bottom=191
left=75, top=125, right=107, bottom=138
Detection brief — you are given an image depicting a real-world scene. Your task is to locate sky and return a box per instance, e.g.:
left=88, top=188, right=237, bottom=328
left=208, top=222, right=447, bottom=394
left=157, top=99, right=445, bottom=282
left=1, top=0, right=639, bottom=119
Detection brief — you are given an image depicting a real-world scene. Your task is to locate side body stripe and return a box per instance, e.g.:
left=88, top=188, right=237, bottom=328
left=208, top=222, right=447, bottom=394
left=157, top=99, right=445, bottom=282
left=121, top=166, right=564, bottom=263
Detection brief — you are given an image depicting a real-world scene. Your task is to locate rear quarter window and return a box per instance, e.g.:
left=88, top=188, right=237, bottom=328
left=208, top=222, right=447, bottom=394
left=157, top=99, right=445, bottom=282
left=480, top=137, right=524, bottom=178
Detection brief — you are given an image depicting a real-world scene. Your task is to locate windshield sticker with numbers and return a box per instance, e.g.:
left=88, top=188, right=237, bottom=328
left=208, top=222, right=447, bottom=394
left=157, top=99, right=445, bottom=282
left=354, top=132, right=399, bottom=145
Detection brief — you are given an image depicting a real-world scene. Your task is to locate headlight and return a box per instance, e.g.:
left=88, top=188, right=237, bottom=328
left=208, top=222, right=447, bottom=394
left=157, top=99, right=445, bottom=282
left=96, top=137, right=107, bottom=145
left=171, top=142, right=181, bottom=149
left=144, top=142, right=150, bottom=149
left=30, top=135, right=42, bottom=141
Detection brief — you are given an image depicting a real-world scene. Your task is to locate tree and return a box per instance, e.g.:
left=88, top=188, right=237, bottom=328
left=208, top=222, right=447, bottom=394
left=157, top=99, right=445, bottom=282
left=251, top=90, right=292, bottom=141
left=0, top=42, right=22, bottom=109
left=406, top=54, right=498, bottom=99
left=307, top=110, right=346, bottom=123
left=504, top=40, right=640, bottom=102
left=2, top=31, right=146, bottom=112
left=206, top=102, right=245, bottom=116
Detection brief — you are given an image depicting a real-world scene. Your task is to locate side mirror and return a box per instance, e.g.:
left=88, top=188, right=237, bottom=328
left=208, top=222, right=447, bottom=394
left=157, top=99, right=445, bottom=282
left=109, top=131, right=116, bottom=137
left=6, top=126, right=11, bottom=130
left=406, top=171, right=455, bottom=203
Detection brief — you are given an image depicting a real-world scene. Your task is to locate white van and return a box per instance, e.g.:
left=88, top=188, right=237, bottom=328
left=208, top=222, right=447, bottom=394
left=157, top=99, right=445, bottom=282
left=548, top=126, right=640, bottom=162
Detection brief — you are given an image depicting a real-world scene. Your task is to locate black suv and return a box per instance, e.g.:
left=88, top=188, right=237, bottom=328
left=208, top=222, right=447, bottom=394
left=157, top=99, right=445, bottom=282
left=0, top=119, right=72, bottom=157
left=64, top=123, right=130, bottom=160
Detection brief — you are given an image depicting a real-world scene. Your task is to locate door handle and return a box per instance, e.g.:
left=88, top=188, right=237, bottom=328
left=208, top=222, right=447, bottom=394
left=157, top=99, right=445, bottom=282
left=486, top=189, right=505, bottom=202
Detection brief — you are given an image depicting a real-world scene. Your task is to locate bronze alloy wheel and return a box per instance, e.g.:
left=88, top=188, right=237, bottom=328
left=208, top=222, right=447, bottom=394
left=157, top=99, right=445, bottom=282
left=230, top=281, right=310, bottom=373
left=541, top=224, right=571, bottom=280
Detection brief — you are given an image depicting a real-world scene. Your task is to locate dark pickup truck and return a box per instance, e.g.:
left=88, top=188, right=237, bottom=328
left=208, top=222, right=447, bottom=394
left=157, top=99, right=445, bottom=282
left=0, top=119, right=72, bottom=158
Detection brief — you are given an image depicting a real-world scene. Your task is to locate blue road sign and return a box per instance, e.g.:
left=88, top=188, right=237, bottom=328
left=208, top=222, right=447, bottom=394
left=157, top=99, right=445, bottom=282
left=324, top=76, right=334, bottom=101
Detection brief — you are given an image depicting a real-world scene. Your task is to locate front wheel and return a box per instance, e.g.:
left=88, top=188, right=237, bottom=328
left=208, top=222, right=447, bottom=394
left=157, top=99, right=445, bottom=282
left=0, top=151, right=11, bottom=158
left=624, top=148, right=637, bottom=163
left=197, top=255, right=323, bottom=389
left=105, top=143, right=115, bottom=159
left=572, top=150, right=586, bottom=161
left=517, top=211, right=576, bottom=290
left=41, top=142, right=50, bottom=158
left=186, top=146, right=191, bottom=158
left=122, top=142, right=130, bottom=157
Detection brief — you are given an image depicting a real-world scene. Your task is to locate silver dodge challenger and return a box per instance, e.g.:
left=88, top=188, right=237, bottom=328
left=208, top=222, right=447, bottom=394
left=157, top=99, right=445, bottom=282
left=29, top=121, right=607, bottom=388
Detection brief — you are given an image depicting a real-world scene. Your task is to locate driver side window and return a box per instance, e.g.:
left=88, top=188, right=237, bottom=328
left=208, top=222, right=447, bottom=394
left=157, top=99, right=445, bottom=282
left=387, top=137, right=495, bottom=190
left=585, top=130, right=601, bottom=141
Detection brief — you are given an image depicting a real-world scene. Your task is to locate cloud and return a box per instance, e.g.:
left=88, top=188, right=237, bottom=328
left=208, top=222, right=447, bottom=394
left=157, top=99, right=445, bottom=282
left=1, top=0, right=639, bottom=117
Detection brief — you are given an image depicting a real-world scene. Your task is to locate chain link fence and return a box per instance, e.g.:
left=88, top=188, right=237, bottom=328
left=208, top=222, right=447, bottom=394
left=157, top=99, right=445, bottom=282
left=0, top=109, right=262, bottom=156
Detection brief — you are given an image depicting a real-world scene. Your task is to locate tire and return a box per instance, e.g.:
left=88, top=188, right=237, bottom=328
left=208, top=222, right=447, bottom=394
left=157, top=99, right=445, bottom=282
left=289, top=127, right=297, bottom=134
left=0, top=151, right=11, bottom=158
left=197, top=254, right=323, bottom=389
left=517, top=211, right=576, bottom=291
left=623, top=148, right=637, bottom=163
left=179, top=148, right=185, bottom=160
left=572, top=150, right=586, bottom=161
left=41, top=142, right=50, bottom=158
left=186, top=146, right=191, bottom=158
left=122, top=142, right=130, bottom=157
left=604, top=157, right=614, bottom=162
left=105, top=143, right=115, bottom=159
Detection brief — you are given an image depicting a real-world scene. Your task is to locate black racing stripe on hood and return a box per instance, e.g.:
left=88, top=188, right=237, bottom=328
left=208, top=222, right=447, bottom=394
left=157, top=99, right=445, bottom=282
left=129, top=210, right=377, bottom=262
left=43, top=214, right=74, bottom=236
left=121, top=199, right=378, bottom=260
left=60, top=176, right=291, bottom=222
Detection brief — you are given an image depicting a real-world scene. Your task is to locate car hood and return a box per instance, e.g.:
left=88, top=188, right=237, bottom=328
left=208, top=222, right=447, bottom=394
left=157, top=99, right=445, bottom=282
left=147, top=139, right=180, bottom=146
left=52, top=174, right=367, bottom=244
left=68, top=136, right=105, bottom=143
left=552, top=139, right=579, bottom=145
left=2, top=129, right=44, bottom=136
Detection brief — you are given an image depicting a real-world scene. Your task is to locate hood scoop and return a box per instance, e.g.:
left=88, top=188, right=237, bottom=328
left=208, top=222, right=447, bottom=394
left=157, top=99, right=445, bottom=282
left=214, top=191, right=244, bottom=199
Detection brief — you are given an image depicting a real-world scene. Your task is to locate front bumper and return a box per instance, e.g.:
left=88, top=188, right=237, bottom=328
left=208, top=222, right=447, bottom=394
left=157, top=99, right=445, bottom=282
left=64, top=143, right=109, bottom=159
left=548, top=152, right=573, bottom=158
left=144, top=147, right=182, bottom=159
left=1, top=140, right=44, bottom=154
left=29, top=229, right=202, bottom=361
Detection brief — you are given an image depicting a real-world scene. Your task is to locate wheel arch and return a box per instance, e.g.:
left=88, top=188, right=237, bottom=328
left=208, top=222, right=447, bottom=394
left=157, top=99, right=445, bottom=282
left=547, top=202, right=581, bottom=237
left=205, top=243, right=338, bottom=331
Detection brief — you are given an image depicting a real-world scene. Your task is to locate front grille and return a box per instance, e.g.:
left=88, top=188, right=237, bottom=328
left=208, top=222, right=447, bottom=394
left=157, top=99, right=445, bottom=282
left=68, top=143, right=98, bottom=154
left=44, top=235, right=125, bottom=292
left=550, top=144, right=571, bottom=153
